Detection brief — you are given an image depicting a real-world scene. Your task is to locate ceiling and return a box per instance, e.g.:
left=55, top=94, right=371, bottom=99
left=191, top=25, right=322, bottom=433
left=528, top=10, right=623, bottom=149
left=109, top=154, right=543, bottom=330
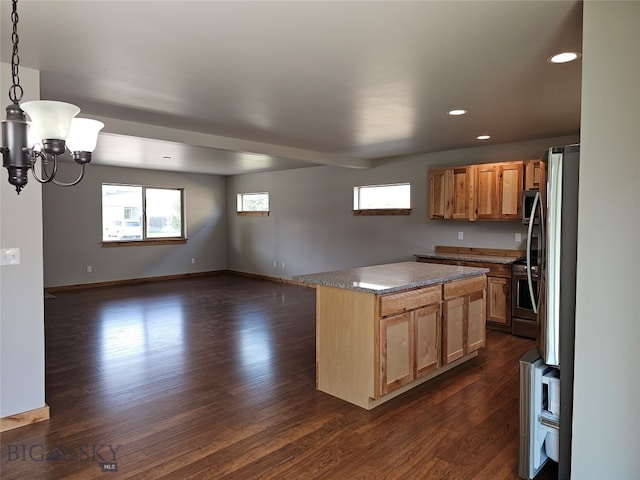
left=0, top=1, right=583, bottom=176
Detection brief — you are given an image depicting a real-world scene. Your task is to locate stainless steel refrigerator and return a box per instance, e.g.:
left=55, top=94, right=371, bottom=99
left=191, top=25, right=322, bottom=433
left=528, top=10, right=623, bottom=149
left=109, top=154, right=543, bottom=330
left=519, top=144, right=579, bottom=480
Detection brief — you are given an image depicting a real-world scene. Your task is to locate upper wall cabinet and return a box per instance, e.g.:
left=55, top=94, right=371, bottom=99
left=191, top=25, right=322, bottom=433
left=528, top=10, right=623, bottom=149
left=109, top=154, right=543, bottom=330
left=428, top=166, right=475, bottom=220
left=524, top=159, right=544, bottom=191
left=473, top=164, right=497, bottom=219
left=429, top=161, right=524, bottom=221
left=494, top=161, right=524, bottom=220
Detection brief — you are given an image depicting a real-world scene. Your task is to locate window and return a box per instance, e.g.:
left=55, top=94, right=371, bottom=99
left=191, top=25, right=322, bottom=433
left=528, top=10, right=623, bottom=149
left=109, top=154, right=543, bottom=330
left=237, top=192, right=269, bottom=216
left=102, top=184, right=185, bottom=244
left=353, top=183, right=411, bottom=215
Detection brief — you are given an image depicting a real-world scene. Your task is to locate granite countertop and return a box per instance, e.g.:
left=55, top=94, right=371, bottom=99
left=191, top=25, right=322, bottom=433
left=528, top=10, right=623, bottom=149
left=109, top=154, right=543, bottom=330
left=293, top=261, right=489, bottom=294
left=414, top=252, right=520, bottom=265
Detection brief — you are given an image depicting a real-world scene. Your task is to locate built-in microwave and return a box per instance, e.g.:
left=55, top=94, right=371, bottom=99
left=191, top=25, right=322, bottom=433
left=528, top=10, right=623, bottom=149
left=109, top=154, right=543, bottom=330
left=522, top=190, right=540, bottom=224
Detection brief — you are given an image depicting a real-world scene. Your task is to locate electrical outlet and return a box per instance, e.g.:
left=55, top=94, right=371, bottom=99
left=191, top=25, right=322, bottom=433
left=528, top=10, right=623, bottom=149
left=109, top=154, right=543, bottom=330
left=273, top=260, right=277, bottom=268
left=0, top=248, right=20, bottom=266
left=191, top=258, right=196, bottom=264
left=86, top=265, right=92, bottom=273
left=515, top=233, right=522, bottom=243
left=281, top=261, right=286, bottom=269
left=457, top=231, right=464, bottom=240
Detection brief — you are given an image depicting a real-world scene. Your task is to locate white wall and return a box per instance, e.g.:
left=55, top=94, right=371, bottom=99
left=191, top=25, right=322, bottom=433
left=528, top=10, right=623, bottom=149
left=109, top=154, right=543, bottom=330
left=43, top=164, right=227, bottom=288
left=0, top=63, right=46, bottom=417
left=571, top=2, right=640, bottom=477
left=226, top=135, right=578, bottom=278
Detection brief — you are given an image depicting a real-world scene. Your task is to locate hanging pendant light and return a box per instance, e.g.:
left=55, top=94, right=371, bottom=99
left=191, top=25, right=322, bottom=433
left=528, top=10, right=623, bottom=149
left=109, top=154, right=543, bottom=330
left=1, top=0, right=104, bottom=194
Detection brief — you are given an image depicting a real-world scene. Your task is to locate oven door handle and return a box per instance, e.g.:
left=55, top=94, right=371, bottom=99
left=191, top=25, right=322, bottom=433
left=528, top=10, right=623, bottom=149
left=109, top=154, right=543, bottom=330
left=526, top=191, right=541, bottom=314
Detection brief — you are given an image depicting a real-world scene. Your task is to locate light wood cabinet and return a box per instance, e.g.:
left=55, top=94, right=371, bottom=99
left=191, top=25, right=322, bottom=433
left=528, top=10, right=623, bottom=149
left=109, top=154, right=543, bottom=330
left=524, top=159, right=542, bottom=190
left=474, top=164, right=497, bottom=219
left=428, top=169, right=449, bottom=219
left=315, top=274, right=486, bottom=409
left=378, top=285, right=441, bottom=396
left=443, top=296, right=465, bottom=363
left=414, top=304, right=441, bottom=378
left=451, top=166, right=474, bottom=220
left=416, top=255, right=512, bottom=330
left=487, top=275, right=510, bottom=326
left=379, top=312, right=414, bottom=395
left=467, top=290, right=486, bottom=353
left=473, top=161, right=523, bottom=220
left=379, top=302, right=442, bottom=396
left=496, top=161, right=523, bottom=219
left=442, top=275, right=486, bottom=365
left=429, top=160, right=524, bottom=221
left=428, top=166, right=474, bottom=220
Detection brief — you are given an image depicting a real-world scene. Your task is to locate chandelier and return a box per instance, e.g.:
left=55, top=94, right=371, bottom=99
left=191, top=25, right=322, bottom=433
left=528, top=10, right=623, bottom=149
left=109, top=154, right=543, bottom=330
left=1, top=0, right=104, bottom=194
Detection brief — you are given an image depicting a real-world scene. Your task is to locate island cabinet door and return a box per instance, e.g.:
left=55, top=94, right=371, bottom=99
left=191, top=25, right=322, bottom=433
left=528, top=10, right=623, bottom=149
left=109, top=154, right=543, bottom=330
left=443, top=296, right=467, bottom=364
left=467, top=290, right=486, bottom=353
left=379, top=312, right=414, bottom=396
left=443, top=277, right=487, bottom=365
left=414, top=304, right=441, bottom=378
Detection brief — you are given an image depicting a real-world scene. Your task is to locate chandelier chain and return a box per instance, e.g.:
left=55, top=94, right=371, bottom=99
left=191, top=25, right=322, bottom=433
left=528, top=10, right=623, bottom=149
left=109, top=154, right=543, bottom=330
left=9, top=0, right=23, bottom=104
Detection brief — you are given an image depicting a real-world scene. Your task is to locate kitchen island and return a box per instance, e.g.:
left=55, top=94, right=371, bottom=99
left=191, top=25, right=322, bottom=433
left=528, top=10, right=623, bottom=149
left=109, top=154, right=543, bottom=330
left=294, top=261, right=489, bottom=409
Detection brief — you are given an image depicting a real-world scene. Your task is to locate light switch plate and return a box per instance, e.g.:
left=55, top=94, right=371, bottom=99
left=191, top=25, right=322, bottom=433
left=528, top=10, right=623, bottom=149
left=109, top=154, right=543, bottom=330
left=1, top=248, right=20, bottom=265
left=515, top=233, right=522, bottom=242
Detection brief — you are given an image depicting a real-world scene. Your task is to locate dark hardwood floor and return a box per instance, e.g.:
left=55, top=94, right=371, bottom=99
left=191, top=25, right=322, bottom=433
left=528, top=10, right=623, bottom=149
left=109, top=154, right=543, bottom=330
left=0, top=274, right=558, bottom=479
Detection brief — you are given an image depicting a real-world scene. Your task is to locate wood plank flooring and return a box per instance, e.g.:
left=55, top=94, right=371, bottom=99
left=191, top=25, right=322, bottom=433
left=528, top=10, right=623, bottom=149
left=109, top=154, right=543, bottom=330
left=0, top=274, right=558, bottom=479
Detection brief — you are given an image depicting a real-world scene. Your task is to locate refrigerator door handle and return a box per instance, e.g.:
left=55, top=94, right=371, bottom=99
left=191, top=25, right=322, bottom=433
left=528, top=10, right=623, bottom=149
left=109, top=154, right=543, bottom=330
left=526, top=191, right=541, bottom=314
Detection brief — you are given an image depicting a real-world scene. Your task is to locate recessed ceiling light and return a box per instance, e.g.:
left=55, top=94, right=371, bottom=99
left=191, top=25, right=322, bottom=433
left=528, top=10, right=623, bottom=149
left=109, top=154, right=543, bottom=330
left=548, top=52, right=581, bottom=64
left=477, top=135, right=491, bottom=140
left=448, top=109, right=467, bottom=116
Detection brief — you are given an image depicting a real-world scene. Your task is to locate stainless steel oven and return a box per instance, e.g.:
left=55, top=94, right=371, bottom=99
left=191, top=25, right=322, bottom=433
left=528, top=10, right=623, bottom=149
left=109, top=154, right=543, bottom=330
left=511, top=259, right=539, bottom=338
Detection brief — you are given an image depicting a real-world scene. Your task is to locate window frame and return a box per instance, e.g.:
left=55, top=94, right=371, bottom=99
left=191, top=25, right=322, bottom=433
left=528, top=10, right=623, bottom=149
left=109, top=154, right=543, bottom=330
left=236, top=192, right=270, bottom=216
left=352, top=182, right=412, bottom=216
left=101, top=183, right=187, bottom=247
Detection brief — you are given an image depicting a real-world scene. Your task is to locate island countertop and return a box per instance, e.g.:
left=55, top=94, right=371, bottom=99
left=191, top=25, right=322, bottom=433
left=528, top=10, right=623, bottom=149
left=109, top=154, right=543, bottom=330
left=293, top=261, right=488, bottom=294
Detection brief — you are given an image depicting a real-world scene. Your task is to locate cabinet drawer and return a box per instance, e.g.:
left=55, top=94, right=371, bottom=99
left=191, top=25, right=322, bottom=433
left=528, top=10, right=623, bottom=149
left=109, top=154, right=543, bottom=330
left=455, top=261, right=511, bottom=277
left=379, top=285, right=441, bottom=318
left=443, top=275, right=486, bottom=300
left=484, top=264, right=512, bottom=277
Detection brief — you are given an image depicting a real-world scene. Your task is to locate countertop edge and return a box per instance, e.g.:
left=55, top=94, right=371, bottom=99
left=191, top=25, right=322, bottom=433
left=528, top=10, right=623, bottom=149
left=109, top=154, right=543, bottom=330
left=294, top=267, right=489, bottom=295
left=414, top=253, right=519, bottom=265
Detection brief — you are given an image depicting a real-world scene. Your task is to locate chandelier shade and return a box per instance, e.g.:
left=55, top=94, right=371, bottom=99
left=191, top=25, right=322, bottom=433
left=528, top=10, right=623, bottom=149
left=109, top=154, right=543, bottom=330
left=20, top=100, right=80, bottom=142
left=26, top=121, right=41, bottom=148
left=66, top=118, right=105, bottom=153
left=2, top=0, right=102, bottom=193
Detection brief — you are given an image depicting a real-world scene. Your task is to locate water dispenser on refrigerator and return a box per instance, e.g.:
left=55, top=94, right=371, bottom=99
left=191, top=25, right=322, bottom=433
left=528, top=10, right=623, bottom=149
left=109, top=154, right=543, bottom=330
left=519, top=349, right=560, bottom=479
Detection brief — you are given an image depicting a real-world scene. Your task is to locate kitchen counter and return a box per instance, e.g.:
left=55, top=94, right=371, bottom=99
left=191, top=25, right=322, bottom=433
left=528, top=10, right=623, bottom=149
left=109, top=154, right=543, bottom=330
left=414, top=252, right=520, bottom=264
left=415, top=250, right=519, bottom=332
left=294, top=261, right=489, bottom=294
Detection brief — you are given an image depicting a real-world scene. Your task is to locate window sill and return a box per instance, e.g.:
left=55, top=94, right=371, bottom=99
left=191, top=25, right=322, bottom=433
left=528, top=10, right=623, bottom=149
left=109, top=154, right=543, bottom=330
left=237, top=211, right=270, bottom=216
left=353, top=209, right=412, bottom=216
left=102, top=238, right=187, bottom=247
